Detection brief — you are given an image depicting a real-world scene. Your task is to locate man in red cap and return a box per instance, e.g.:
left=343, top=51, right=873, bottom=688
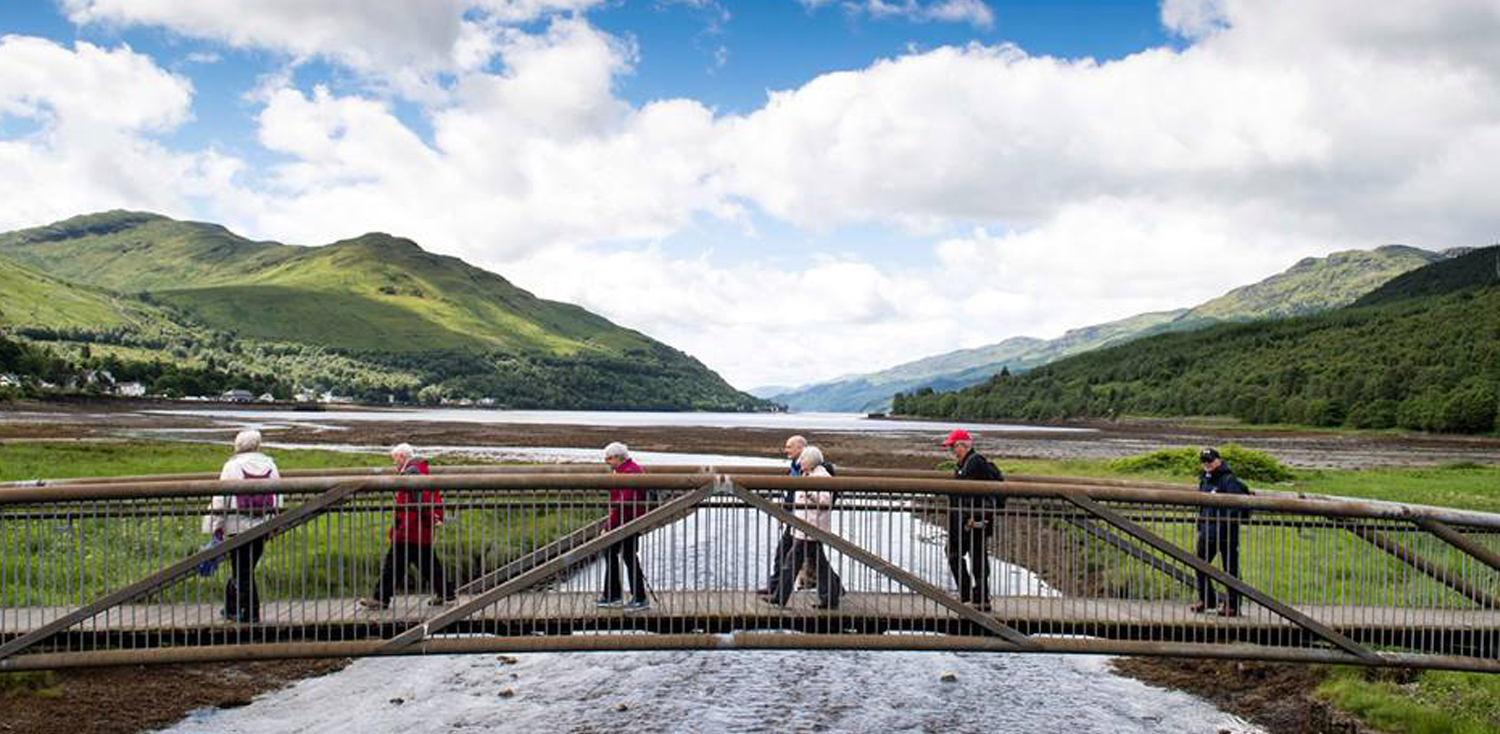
left=943, top=429, right=1004, bottom=611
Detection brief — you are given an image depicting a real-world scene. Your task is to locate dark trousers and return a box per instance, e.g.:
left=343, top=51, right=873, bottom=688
left=946, top=525, right=991, bottom=604
left=1195, top=523, right=1242, bottom=610
left=772, top=539, right=842, bottom=606
left=374, top=542, right=453, bottom=603
left=225, top=536, right=266, bottom=621
left=764, top=528, right=795, bottom=591
left=603, top=534, right=647, bottom=603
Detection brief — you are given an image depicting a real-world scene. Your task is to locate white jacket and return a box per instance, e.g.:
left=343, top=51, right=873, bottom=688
left=792, top=465, right=834, bottom=540
left=201, top=452, right=284, bottom=536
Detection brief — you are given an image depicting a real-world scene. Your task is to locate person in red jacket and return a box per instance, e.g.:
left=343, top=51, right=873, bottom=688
left=598, top=441, right=651, bottom=610
left=359, top=444, right=455, bottom=610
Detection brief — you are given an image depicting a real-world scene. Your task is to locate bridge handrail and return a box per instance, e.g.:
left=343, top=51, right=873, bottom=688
left=4, top=467, right=1500, bottom=530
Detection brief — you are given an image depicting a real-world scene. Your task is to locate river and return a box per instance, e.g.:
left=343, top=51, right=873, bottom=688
left=160, top=443, right=1260, bottom=734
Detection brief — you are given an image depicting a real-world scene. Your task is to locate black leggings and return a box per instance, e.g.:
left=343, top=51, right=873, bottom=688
left=375, top=542, right=453, bottom=603
left=603, top=534, right=647, bottom=603
left=225, top=536, right=266, bottom=620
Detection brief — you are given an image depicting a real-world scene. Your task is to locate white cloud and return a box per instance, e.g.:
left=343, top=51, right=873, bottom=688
left=0, top=36, right=240, bottom=229
left=8, top=0, right=1500, bottom=388
left=800, top=0, right=994, bottom=29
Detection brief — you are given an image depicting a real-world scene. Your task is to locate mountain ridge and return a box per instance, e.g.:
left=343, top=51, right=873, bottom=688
left=768, top=244, right=1449, bottom=413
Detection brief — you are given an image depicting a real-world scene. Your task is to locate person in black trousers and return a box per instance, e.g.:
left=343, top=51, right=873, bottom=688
left=757, top=434, right=807, bottom=597
left=1192, top=448, right=1252, bottom=617
left=943, top=429, right=1003, bottom=611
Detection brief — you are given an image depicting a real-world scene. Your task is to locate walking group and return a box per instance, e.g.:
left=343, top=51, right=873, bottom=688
left=202, top=429, right=1250, bottom=623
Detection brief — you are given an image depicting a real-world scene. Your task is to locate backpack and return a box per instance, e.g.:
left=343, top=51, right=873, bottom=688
left=234, top=467, right=278, bottom=515
left=823, top=461, right=839, bottom=507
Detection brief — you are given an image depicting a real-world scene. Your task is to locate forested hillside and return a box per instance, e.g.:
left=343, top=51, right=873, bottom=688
left=895, top=247, right=1500, bottom=434
left=770, top=245, right=1445, bottom=413
left=0, top=212, right=766, bottom=410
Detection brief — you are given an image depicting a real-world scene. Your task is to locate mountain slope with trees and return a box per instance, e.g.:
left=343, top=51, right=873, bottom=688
left=0, top=211, right=765, bottom=410
left=769, top=245, right=1446, bottom=413
left=894, top=246, right=1500, bottom=434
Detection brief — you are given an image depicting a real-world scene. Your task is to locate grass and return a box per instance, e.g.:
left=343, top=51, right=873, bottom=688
left=0, top=671, right=59, bottom=699
left=0, top=441, right=600, bottom=606
left=1318, top=667, right=1500, bottom=734
left=999, top=454, right=1500, bottom=734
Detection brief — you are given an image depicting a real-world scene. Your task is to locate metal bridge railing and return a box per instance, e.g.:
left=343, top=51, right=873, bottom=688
left=1, top=466, right=1497, bottom=672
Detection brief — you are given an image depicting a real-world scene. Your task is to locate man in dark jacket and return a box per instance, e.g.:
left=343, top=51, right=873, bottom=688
left=758, top=435, right=806, bottom=598
left=359, top=443, right=454, bottom=610
left=1192, top=448, right=1251, bottom=617
left=944, top=429, right=1004, bottom=610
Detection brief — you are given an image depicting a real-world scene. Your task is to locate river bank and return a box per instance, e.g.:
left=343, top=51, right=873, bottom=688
left=3, top=403, right=1499, bottom=732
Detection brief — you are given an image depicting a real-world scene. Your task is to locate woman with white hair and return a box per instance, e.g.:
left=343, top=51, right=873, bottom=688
left=201, top=429, right=282, bottom=624
left=359, top=444, right=454, bottom=610
left=598, top=441, right=650, bottom=610
left=765, top=446, right=843, bottom=610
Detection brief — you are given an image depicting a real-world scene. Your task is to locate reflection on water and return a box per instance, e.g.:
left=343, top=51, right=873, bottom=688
left=146, top=408, right=1093, bottom=434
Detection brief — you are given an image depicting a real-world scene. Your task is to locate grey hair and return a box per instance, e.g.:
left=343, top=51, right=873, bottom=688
left=798, top=445, right=824, bottom=472
left=391, top=443, right=416, bottom=461
left=604, top=441, right=630, bottom=460
left=233, top=429, right=262, bottom=454
left=785, top=434, right=807, bottom=450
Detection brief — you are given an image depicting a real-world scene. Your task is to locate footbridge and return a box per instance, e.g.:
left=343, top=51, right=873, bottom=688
left=2, top=466, right=1498, bottom=672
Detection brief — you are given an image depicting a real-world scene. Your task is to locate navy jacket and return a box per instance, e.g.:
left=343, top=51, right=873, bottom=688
left=1198, top=461, right=1251, bottom=523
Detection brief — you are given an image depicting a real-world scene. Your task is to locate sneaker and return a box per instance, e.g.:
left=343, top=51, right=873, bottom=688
left=624, top=600, right=650, bottom=612
left=358, top=597, right=389, bottom=610
left=595, top=597, right=623, bottom=608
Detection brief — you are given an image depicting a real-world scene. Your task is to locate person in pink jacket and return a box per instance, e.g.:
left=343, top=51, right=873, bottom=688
left=359, top=443, right=454, bottom=610
left=598, top=442, right=650, bottom=611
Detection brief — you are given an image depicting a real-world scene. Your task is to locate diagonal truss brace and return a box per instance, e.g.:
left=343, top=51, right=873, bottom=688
left=1061, top=516, right=1197, bottom=590
left=729, top=481, right=1037, bottom=650
left=1065, top=494, right=1380, bottom=663
left=1341, top=522, right=1500, bottom=608
left=0, top=479, right=373, bottom=662
left=1416, top=518, right=1500, bottom=576
left=379, top=480, right=720, bottom=653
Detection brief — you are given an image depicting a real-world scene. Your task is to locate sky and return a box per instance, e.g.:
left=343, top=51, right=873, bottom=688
left=1, top=1, right=1497, bottom=391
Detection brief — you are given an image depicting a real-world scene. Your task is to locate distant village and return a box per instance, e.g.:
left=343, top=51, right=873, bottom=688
left=0, top=369, right=503, bottom=408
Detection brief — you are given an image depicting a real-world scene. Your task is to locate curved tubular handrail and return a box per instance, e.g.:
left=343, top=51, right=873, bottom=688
left=6, top=469, right=1500, bottom=530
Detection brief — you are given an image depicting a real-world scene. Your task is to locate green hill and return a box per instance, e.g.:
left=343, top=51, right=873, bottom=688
left=894, top=247, right=1500, bottom=434
left=0, top=212, right=765, bottom=410
left=1355, top=246, right=1500, bottom=306
left=771, top=245, right=1442, bottom=413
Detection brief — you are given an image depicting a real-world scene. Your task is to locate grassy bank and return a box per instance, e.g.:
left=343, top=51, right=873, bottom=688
left=1000, top=455, right=1500, bottom=734
left=0, top=440, right=599, bottom=607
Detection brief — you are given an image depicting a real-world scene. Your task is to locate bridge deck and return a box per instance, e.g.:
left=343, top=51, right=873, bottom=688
left=5, top=592, right=1498, bottom=641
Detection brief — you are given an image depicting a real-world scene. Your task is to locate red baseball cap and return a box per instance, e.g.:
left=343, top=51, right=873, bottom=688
left=942, top=429, right=972, bottom=446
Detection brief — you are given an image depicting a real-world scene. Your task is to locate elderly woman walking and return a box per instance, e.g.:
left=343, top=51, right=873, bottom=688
left=202, top=429, right=283, bottom=624
left=598, top=442, right=650, bottom=611
left=763, top=445, right=843, bottom=610
left=359, top=444, right=455, bottom=610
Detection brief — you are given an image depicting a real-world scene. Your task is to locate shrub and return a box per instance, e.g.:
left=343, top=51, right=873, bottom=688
left=1108, top=444, right=1294, bottom=484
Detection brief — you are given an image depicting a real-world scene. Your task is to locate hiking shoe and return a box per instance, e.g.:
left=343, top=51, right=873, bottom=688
left=358, top=597, right=389, bottom=610
left=624, top=600, right=650, bottom=612
left=595, top=597, right=623, bottom=608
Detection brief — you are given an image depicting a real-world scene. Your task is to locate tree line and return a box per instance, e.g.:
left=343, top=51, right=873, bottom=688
left=894, top=286, right=1500, bottom=435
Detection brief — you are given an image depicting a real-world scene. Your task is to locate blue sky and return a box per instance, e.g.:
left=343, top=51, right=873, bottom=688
left=1, top=0, right=1496, bottom=388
